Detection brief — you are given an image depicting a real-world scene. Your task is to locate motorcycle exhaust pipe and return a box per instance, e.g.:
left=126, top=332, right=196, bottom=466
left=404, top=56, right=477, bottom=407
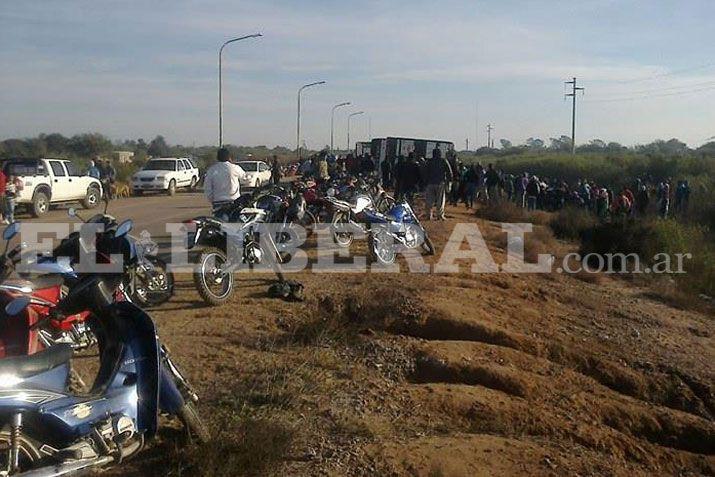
left=17, top=455, right=114, bottom=477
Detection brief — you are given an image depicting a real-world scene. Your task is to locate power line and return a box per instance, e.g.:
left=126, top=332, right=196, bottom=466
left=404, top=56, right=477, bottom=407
left=614, top=62, right=715, bottom=84
left=565, top=77, right=584, bottom=155
left=584, top=83, right=715, bottom=103
left=586, top=79, right=715, bottom=101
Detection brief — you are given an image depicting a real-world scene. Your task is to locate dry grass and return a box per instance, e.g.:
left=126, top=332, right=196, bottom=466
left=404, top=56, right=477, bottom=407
left=476, top=201, right=550, bottom=225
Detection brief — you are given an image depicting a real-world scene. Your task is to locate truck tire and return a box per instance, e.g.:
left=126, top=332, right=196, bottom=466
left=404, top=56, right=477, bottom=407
left=167, top=179, right=176, bottom=196
left=82, top=186, right=100, bottom=209
left=31, top=190, right=50, bottom=217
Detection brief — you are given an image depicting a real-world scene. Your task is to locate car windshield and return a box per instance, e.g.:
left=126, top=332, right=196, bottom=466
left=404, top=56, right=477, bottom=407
left=143, top=160, right=176, bottom=171
left=237, top=162, right=258, bottom=172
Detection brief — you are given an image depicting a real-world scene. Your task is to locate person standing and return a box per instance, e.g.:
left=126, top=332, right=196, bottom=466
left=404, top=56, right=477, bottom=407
left=485, top=163, right=500, bottom=203
left=526, top=176, right=540, bottom=211
left=464, top=165, right=479, bottom=209
left=423, top=148, right=452, bottom=220
left=4, top=175, right=22, bottom=224
left=401, top=153, right=421, bottom=202
left=270, top=155, right=282, bottom=185
left=381, top=157, right=392, bottom=186
left=516, top=173, right=528, bottom=208
left=86, top=160, right=101, bottom=179
left=0, top=169, right=6, bottom=224
left=204, top=147, right=247, bottom=215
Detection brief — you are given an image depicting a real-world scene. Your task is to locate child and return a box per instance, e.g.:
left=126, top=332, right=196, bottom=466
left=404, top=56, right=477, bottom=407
left=4, top=175, right=23, bottom=223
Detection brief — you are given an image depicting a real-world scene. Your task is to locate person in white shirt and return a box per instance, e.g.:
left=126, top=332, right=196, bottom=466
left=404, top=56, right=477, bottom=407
left=204, top=147, right=246, bottom=214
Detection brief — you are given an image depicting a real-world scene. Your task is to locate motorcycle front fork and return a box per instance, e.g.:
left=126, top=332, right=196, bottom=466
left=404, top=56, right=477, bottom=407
left=6, top=413, right=22, bottom=474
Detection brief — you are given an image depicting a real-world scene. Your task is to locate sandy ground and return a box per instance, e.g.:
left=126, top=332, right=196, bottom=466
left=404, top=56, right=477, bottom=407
left=21, top=192, right=713, bottom=476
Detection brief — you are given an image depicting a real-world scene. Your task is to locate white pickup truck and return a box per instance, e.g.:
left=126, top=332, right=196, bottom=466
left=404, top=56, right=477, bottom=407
left=2, top=158, right=103, bottom=217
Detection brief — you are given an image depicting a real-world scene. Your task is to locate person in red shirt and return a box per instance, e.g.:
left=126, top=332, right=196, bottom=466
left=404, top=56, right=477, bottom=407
left=0, top=169, right=7, bottom=223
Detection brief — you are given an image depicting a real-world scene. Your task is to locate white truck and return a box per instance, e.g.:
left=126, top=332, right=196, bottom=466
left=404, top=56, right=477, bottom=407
left=131, top=157, right=199, bottom=196
left=2, top=158, right=103, bottom=217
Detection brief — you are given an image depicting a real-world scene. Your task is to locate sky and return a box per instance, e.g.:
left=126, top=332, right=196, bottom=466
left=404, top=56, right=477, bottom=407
left=1, top=0, right=714, bottom=149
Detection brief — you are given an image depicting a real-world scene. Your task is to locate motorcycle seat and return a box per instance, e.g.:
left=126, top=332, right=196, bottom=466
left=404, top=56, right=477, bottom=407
left=0, top=344, right=73, bottom=378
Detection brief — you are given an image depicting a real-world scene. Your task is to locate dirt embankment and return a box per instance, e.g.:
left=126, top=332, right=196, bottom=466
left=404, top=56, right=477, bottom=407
left=116, top=206, right=714, bottom=476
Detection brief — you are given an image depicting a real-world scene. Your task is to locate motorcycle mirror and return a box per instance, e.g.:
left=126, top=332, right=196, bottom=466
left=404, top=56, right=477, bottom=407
left=115, top=219, right=133, bottom=238
left=5, top=296, right=30, bottom=316
left=3, top=222, right=20, bottom=241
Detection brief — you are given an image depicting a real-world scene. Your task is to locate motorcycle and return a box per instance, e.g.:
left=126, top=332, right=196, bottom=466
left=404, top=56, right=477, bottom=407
left=362, top=200, right=435, bottom=265
left=0, top=219, right=208, bottom=476
left=59, top=207, right=174, bottom=307
left=184, top=188, right=286, bottom=306
left=326, top=193, right=374, bottom=248
left=0, top=223, right=96, bottom=357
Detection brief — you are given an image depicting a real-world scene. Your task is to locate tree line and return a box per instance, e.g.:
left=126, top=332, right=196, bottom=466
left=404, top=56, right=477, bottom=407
left=0, top=133, right=299, bottom=170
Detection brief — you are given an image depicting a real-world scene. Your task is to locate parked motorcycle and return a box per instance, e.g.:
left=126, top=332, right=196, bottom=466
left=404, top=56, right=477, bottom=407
left=362, top=200, right=435, bottom=264
left=0, top=219, right=208, bottom=476
left=60, top=207, right=174, bottom=307
left=185, top=188, right=286, bottom=306
left=0, top=223, right=96, bottom=356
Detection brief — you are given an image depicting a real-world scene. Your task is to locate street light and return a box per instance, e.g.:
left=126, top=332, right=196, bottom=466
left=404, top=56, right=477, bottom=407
left=218, top=33, right=262, bottom=147
left=330, top=102, right=351, bottom=153
left=297, top=81, right=326, bottom=159
left=347, top=111, right=364, bottom=153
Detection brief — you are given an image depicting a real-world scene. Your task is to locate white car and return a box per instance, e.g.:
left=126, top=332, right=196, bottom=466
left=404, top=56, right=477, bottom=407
left=132, top=158, right=199, bottom=196
left=3, top=158, right=103, bottom=217
left=236, top=161, right=272, bottom=188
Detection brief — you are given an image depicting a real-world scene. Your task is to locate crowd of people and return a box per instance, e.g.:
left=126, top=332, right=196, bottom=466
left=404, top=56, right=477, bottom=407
left=295, top=147, right=693, bottom=222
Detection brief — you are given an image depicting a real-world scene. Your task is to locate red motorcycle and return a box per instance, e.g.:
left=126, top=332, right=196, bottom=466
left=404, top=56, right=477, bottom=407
left=0, top=215, right=132, bottom=359
left=0, top=223, right=96, bottom=358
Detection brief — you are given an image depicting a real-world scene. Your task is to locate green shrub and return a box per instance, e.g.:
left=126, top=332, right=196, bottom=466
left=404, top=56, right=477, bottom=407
left=581, top=219, right=714, bottom=297
left=549, top=207, right=597, bottom=240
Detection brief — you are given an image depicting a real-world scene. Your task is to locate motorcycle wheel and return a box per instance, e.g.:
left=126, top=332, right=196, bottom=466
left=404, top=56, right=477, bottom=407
left=177, top=401, right=210, bottom=444
left=332, top=211, right=354, bottom=247
left=193, top=247, right=234, bottom=306
left=133, top=257, right=175, bottom=306
left=0, top=431, right=42, bottom=472
left=369, top=234, right=397, bottom=265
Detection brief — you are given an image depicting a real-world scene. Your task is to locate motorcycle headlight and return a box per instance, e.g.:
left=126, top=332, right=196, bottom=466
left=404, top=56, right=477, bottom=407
left=0, top=374, right=23, bottom=388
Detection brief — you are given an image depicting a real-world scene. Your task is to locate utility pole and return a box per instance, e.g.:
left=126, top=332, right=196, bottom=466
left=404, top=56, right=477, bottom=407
left=297, top=81, right=326, bottom=160
left=486, top=123, right=493, bottom=149
left=347, top=111, right=364, bottom=152
left=565, top=77, right=585, bottom=155
left=330, top=101, right=350, bottom=153
left=475, top=101, right=479, bottom=149
left=218, top=33, right=262, bottom=146
left=466, top=138, right=469, bottom=151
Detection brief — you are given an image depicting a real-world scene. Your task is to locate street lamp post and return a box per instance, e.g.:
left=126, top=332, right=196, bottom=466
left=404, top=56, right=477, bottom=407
left=347, top=111, right=364, bottom=154
left=330, top=102, right=351, bottom=153
left=218, top=33, right=262, bottom=147
left=297, top=81, right=326, bottom=160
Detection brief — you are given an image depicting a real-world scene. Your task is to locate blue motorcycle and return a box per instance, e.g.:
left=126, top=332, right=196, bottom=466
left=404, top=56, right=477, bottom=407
left=361, top=200, right=435, bottom=265
left=0, top=219, right=208, bottom=476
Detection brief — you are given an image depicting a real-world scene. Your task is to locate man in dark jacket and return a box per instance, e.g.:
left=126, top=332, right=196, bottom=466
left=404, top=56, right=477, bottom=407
left=400, top=153, right=421, bottom=202
left=422, top=149, right=452, bottom=220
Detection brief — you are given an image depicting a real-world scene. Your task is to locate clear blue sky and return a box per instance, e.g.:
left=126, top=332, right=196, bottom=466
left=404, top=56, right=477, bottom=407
left=1, top=0, right=714, bottom=148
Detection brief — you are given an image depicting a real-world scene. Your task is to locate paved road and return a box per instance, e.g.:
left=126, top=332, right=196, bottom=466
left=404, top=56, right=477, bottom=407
left=13, top=191, right=211, bottom=238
